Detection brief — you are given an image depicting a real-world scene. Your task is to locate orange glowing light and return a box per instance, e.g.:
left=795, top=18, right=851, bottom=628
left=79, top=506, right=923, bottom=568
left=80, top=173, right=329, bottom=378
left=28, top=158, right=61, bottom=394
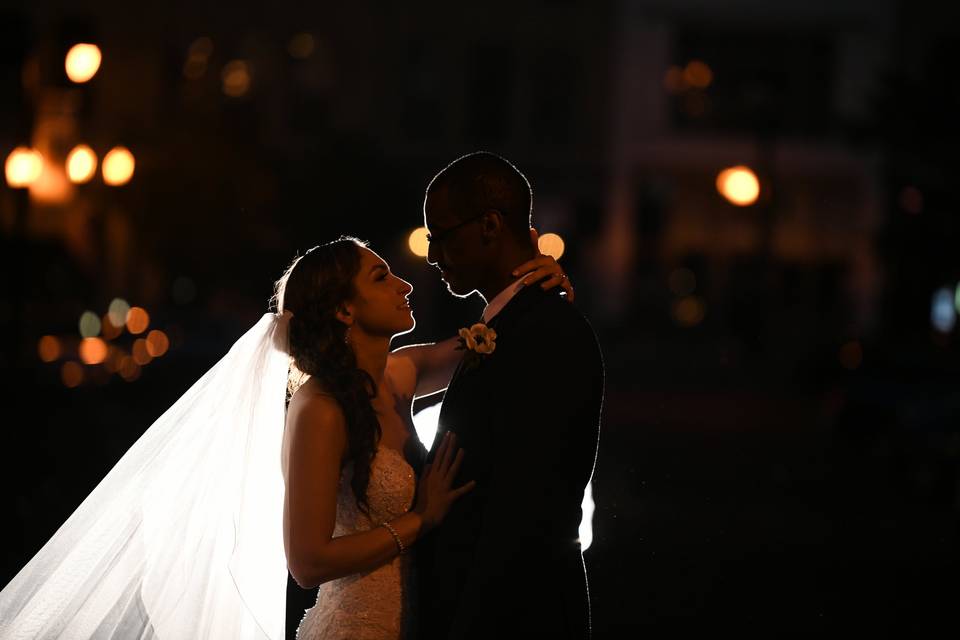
left=408, top=227, right=429, bottom=257
left=146, top=330, right=170, bottom=357
left=222, top=60, right=251, bottom=97
left=79, top=337, right=108, bottom=365
left=66, top=145, right=98, bottom=184
left=5, top=147, right=43, bottom=188
left=102, top=147, right=135, bottom=186
left=839, top=341, right=863, bottom=370
left=38, top=335, right=61, bottom=362
left=663, top=65, right=685, bottom=93
left=184, top=37, right=213, bottom=80
left=716, top=166, right=760, bottom=207
left=538, top=233, right=566, bottom=260
left=288, top=33, right=315, bottom=59
left=126, top=307, right=150, bottom=334
left=104, top=346, right=124, bottom=373
left=119, top=356, right=141, bottom=381
left=65, top=44, right=102, bottom=83
left=683, top=60, right=713, bottom=89
left=132, top=338, right=153, bottom=365
left=61, top=361, right=84, bottom=387
left=673, top=296, right=706, bottom=327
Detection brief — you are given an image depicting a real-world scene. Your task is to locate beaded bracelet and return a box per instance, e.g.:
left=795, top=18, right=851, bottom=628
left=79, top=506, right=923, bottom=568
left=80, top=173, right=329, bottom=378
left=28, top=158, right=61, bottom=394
left=381, top=521, right=406, bottom=555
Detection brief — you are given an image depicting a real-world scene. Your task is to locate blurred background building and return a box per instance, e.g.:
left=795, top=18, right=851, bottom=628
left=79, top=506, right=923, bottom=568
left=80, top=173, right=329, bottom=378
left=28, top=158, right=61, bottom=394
left=2, top=1, right=958, bottom=637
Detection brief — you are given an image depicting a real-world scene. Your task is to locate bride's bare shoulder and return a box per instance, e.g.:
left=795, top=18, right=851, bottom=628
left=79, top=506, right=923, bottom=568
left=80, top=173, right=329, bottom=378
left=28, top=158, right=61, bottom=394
left=286, top=378, right=347, bottom=440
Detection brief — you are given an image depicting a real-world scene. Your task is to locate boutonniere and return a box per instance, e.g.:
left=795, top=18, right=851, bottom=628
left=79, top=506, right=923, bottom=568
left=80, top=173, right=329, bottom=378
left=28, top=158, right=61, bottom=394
left=456, top=322, right=497, bottom=372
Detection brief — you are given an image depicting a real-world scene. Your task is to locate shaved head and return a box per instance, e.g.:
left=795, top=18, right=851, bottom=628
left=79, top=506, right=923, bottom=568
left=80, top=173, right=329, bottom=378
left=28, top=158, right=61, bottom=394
left=425, top=151, right=532, bottom=241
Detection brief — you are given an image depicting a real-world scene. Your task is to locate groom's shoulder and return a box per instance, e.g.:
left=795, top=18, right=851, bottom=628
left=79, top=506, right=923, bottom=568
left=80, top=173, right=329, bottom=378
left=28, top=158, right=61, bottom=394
left=521, top=289, right=601, bottom=351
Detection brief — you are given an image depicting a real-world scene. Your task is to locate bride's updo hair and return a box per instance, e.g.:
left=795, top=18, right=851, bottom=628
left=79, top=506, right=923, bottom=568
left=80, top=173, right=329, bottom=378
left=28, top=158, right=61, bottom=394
left=272, top=236, right=381, bottom=515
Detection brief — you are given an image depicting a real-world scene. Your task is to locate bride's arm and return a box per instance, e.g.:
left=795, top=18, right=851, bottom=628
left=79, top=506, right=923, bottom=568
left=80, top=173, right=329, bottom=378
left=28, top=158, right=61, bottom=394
left=389, top=243, right=575, bottom=400
left=389, top=337, right=461, bottom=400
left=282, top=392, right=424, bottom=588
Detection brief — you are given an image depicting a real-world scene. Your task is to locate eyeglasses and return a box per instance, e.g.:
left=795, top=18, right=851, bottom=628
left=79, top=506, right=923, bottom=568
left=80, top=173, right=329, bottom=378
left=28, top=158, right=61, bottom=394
left=425, top=211, right=489, bottom=246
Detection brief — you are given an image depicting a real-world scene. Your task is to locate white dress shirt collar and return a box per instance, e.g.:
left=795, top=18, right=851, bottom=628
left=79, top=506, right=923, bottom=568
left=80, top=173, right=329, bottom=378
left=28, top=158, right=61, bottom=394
left=481, top=277, right=527, bottom=324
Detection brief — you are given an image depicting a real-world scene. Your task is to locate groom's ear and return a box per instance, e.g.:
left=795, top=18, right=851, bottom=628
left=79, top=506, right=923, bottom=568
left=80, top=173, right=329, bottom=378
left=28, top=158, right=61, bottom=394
left=479, top=208, right=505, bottom=240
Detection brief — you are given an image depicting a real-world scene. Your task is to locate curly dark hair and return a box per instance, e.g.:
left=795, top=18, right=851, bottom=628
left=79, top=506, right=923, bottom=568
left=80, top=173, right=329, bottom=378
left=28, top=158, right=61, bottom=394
left=272, top=236, right=380, bottom=515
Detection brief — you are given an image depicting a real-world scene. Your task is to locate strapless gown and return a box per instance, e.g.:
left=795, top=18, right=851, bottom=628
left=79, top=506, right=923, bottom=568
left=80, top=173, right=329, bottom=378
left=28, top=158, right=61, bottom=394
left=296, top=446, right=417, bottom=640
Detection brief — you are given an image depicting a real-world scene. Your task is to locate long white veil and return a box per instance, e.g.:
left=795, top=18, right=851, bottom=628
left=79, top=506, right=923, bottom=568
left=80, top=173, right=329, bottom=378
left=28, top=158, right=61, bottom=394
left=0, top=312, right=291, bottom=640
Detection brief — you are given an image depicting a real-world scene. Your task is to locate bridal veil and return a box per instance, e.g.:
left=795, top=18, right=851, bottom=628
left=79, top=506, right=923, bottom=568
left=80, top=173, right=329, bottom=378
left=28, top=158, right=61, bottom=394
left=0, top=312, right=291, bottom=639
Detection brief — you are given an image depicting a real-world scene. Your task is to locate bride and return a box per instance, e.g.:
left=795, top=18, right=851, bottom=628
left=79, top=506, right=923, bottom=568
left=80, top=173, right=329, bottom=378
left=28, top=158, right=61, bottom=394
left=0, top=234, right=572, bottom=639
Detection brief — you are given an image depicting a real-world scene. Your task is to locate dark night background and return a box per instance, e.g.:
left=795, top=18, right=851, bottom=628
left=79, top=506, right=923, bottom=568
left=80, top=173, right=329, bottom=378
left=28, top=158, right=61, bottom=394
left=2, top=1, right=959, bottom=637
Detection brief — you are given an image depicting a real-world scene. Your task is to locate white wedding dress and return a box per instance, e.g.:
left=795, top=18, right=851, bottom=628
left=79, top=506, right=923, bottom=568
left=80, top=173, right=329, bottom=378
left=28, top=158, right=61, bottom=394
left=296, top=446, right=417, bottom=640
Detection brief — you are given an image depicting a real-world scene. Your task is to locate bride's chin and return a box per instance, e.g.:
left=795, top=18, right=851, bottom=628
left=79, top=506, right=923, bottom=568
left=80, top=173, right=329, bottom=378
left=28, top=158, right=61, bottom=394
left=395, top=315, right=416, bottom=335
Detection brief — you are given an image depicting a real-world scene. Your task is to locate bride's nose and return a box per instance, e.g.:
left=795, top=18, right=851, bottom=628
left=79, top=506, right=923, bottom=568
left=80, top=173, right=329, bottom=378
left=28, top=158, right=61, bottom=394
left=398, top=278, right=413, bottom=296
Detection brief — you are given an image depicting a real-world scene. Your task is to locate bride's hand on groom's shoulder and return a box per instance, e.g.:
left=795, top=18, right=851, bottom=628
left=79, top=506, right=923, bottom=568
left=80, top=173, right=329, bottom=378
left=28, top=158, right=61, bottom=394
left=512, top=228, right=575, bottom=302
left=413, top=431, right=476, bottom=534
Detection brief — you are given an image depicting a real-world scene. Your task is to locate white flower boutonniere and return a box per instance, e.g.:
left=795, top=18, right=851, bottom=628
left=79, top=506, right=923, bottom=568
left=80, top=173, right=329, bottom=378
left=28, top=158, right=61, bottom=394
left=456, top=322, right=497, bottom=372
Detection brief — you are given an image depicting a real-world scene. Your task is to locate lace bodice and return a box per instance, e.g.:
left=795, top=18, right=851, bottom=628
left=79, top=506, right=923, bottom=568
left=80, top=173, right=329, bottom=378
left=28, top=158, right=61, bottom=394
left=296, top=446, right=417, bottom=640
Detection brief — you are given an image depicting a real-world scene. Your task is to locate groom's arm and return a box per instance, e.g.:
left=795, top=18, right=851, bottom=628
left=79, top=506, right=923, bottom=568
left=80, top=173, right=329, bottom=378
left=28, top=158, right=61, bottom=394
left=448, top=312, right=603, bottom=636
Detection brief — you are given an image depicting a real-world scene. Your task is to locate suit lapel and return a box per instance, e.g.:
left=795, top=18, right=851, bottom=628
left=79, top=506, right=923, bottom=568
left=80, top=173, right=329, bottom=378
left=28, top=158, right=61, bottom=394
left=432, top=286, right=559, bottom=457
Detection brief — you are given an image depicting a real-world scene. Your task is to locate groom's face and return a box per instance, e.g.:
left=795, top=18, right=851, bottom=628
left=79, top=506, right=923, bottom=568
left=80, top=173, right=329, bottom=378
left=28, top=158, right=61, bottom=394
left=423, top=187, right=485, bottom=298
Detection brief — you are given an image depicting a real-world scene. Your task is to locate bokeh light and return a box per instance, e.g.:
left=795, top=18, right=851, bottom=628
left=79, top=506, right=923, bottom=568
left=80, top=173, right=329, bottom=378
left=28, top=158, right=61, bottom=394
left=65, top=43, right=102, bottom=83
left=222, top=60, right=251, bottom=97
left=108, top=298, right=131, bottom=328
left=126, top=307, right=150, bottom=334
left=66, top=145, right=98, bottom=184
left=61, top=362, right=84, bottom=388
left=102, top=147, right=135, bottom=186
left=184, top=37, right=213, bottom=79
left=839, top=341, right=863, bottom=370
left=683, top=60, right=713, bottom=89
left=79, top=311, right=101, bottom=338
left=955, top=283, right=960, bottom=315
left=716, top=166, right=760, bottom=206
left=101, top=313, right=123, bottom=339
left=38, top=336, right=61, bottom=362
left=132, top=338, right=153, bottom=366
left=408, top=227, right=429, bottom=257
left=5, top=147, right=43, bottom=188
left=119, top=356, right=141, bottom=382
left=931, top=287, right=956, bottom=333
left=146, top=330, right=170, bottom=357
left=538, top=232, right=566, bottom=260
left=104, top=346, right=124, bottom=373
left=673, top=296, right=706, bottom=327
left=79, top=337, right=108, bottom=365
left=663, top=65, right=685, bottom=93
left=668, top=268, right=697, bottom=296
left=288, top=33, right=315, bottom=59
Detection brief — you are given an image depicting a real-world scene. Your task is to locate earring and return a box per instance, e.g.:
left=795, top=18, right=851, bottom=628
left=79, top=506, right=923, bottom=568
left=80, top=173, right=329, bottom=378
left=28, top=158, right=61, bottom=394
left=344, top=327, right=351, bottom=345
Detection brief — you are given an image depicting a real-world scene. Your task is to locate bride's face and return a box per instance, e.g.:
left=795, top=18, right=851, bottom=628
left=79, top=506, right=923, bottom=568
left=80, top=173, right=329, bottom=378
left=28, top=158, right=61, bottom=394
left=343, top=247, right=415, bottom=338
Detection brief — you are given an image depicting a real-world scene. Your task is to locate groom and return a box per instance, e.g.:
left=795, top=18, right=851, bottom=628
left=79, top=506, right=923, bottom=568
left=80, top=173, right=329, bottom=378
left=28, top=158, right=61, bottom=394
left=417, top=152, right=604, bottom=639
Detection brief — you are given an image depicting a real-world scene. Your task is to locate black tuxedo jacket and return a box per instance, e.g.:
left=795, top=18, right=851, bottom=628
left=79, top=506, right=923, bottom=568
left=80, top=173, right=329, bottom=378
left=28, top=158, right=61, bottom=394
left=416, top=284, right=604, bottom=639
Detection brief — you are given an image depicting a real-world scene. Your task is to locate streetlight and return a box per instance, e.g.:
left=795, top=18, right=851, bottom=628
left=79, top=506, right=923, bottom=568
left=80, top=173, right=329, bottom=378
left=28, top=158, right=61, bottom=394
left=66, top=144, right=98, bottom=183
left=407, top=227, right=429, bottom=257
left=538, top=232, right=566, bottom=260
left=65, top=43, right=102, bottom=83
left=102, top=146, right=135, bottom=186
left=4, top=147, right=43, bottom=188
left=716, top=165, right=760, bottom=207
